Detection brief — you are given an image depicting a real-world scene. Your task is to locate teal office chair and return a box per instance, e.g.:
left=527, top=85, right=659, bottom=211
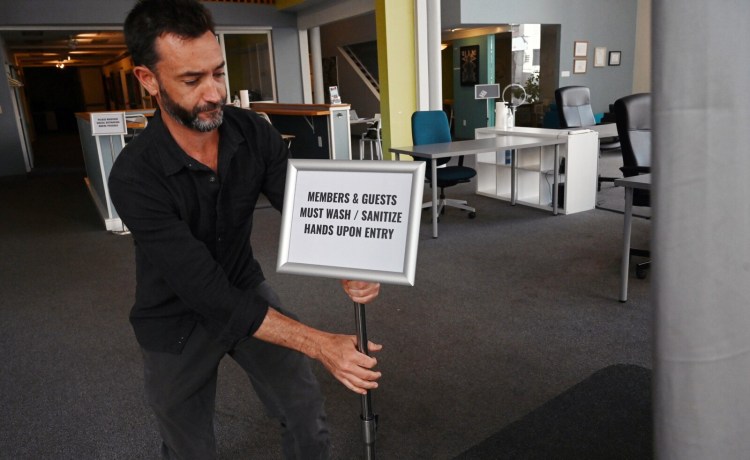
left=411, top=110, right=477, bottom=219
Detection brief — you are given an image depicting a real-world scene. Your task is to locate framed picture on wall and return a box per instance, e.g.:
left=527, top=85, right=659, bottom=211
left=608, top=51, right=622, bottom=66
left=594, top=47, right=607, bottom=67
left=574, top=59, right=587, bottom=74
left=573, top=40, right=588, bottom=58
left=459, top=45, right=479, bottom=86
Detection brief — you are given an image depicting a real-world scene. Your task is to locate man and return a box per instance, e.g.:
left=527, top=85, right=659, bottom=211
left=109, top=1, right=382, bottom=458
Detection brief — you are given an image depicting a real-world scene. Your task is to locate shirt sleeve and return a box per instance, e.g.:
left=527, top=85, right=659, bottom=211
left=109, top=156, right=270, bottom=350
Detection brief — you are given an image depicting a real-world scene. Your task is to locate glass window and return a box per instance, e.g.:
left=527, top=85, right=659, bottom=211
left=219, top=31, right=276, bottom=103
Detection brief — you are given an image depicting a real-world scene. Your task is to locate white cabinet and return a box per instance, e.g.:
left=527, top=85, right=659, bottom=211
left=474, top=127, right=599, bottom=215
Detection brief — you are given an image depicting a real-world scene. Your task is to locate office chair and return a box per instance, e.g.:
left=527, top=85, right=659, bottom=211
left=614, top=93, right=651, bottom=279
left=555, top=85, right=621, bottom=190
left=411, top=110, right=477, bottom=219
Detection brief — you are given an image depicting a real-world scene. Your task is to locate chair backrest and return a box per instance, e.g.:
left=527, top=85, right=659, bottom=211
left=412, top=110, right=452, bottom=145
left=411, top=110, right=452, bottom=167
left=614, top=93, right=651, bottom=175
left=555, top=86, right=597, bottom=128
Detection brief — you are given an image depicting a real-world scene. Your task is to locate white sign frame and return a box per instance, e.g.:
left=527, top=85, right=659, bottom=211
left=90, top=112, right=127, bottom=136
left=277, top=159, right=425, bottom=286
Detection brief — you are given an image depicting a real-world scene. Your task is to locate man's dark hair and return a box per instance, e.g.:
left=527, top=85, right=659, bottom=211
left=124, top=0, right=216, bottom=70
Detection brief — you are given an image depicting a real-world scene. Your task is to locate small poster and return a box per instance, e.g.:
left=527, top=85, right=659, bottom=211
left=90, top=112, right=127, bottom=136
left=329, top=86, right=341, bottom=104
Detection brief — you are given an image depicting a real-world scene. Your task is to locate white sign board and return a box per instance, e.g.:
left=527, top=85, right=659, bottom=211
left=277, top=159, right=425, bottom=286
left=90, top=112, right=127, bottom=136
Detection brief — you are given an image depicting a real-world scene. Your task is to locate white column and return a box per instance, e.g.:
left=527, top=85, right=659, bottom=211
left=309, top=27, right=324, bottom=104
left=426, top=0, right=442, bottom=111
left=414, top=0, right=429, bottom=111
left=298, top=29, right=313, bottom=104
left=654, top=0, right=750, bottom=457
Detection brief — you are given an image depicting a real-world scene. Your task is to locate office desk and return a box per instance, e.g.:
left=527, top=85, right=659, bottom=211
left=390, top=136, right=564, bottom=238
left=587, top=122, right=618, bottom=138
left=614, top=174, right=651, bottom=302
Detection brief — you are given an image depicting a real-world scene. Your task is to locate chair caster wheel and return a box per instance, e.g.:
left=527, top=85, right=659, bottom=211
left=468, top=212, right=476, bottom=219
left=635, top=266, right=648, bottom=279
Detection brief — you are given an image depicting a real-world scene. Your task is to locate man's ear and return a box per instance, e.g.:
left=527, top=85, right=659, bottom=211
left=133, top=65, right=159, bottom=97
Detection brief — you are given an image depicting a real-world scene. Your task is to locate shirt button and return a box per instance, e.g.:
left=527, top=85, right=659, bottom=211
left=217, top=236, right=223, bottom=242
left=209, top=176, right=216, bottom=183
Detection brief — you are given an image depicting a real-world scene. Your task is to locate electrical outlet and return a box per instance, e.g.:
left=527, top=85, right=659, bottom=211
left=0, top=104, right=3, bottom=114
left=462, top=119, right=466, bottom=126
left=561, top=70, right=571, bottom=77
left=317, top=136, right=322, bottom=148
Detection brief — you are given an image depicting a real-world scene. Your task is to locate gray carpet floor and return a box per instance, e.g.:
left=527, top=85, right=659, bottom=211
left=0, top=134, right=652, bottom=459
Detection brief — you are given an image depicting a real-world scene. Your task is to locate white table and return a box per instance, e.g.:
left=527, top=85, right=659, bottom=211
left=390, top=136, right=565, bottom=238
left=614, top=174, right=651, bottom=302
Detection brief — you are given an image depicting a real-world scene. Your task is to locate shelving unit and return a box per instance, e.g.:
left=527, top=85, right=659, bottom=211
left=474, top=126, right=599, bottom=214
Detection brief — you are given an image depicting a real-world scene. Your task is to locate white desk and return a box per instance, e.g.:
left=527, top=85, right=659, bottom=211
left=587, top=122, right=618, bottom=138
left=390, top=136, right=565, bottom=238
left=614, top=174, right=651, bottom=302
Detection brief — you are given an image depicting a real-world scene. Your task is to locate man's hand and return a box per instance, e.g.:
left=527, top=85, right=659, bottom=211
left=315, top=333, right=382, bottom=395
left=253, top=307, right=383, bottom=394
left=341, top=280, right=380, bottom=304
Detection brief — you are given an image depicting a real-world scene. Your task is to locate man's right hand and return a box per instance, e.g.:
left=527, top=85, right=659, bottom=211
left=253, top=307, right=382, bottom=394
left=314, top=332, right=382, bottom=394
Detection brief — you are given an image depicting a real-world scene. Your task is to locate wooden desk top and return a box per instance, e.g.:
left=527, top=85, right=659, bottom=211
left=249, top=102, right=349, bottom=117
left=75, top=109, right=155, bottom=122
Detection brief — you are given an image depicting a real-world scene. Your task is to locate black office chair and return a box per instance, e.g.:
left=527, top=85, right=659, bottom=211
left=411, top=110, right=477, bottom=219
left=555, top=85, right=621, bottom=190
left=614, top=93, right=651, bottom=279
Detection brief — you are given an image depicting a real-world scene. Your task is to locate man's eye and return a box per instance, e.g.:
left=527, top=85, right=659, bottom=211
left=214, top=72, right=226, bottom=79
left=185, top=79, right=199, bottom=86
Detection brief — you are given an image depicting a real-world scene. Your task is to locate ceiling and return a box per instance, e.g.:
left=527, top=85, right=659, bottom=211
left=2, top=30, right=128, bottom=68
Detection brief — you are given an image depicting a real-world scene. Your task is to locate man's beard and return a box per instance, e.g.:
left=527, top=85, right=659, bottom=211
left=158, top=83, right=225, bottom=132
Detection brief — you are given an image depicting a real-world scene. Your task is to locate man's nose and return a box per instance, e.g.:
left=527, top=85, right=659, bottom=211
left=202, top=79, right=224, bottom=104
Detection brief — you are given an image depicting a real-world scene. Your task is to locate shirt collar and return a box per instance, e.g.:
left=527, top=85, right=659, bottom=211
left=150, top=108, right=245, bottom=177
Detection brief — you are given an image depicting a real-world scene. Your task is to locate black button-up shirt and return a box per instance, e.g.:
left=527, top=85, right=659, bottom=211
left=109, top=106, right=288, bottom=353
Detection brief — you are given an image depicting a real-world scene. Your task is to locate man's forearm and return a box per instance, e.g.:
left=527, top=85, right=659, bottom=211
left=252, top=307, right=326, bottom=360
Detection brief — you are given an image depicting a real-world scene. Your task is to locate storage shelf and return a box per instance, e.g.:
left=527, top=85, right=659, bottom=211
left=473, top=128, right=598, bottom=215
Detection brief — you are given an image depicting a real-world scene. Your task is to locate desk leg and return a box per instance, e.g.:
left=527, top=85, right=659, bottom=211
left=510, top=149, right=517, bottom=206
left=619, top=187, right=634, bottom=302
left=431, top=161, right=439, bottom=238
left=552, top=145, right=559, bottom=215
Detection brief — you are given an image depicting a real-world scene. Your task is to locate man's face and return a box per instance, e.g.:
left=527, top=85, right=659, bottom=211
left=151, top=31, right=227, bottom=132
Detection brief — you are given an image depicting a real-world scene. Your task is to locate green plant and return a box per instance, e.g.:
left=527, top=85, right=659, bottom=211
left=523, top=72, right=540, bottom=104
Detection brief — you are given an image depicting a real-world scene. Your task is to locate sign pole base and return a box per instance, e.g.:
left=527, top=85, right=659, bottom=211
left=355, top=302, right=377, bottom=459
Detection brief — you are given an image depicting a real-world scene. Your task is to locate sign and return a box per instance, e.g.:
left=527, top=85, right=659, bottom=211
left=277, top=159, right=425, bottom=286
left=475, top=83, right=500, bottom=100
left=90, top=112, right=127, bottom=136
left=329, top=86, right=341, bottom=104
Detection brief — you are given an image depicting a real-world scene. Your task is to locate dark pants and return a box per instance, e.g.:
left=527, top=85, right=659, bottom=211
left=141, top=282, right=330, bottom=459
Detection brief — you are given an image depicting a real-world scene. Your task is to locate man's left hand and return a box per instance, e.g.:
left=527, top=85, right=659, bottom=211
left=341, top=280, right=380, bottom=304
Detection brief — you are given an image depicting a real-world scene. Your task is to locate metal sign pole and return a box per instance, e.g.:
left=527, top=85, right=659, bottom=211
left=354, top=301, right=377, bottom=459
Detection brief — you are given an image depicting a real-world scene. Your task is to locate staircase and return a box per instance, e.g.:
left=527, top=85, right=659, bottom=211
left=339, top=45, right=380, bottom=100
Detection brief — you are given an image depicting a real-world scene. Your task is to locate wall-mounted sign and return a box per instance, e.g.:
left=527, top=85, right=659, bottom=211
left=90, top=112, right=127, bottom=136
left=277, top=159, right=425, bottom=286
left=475, top=83, right=500, bottom=100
